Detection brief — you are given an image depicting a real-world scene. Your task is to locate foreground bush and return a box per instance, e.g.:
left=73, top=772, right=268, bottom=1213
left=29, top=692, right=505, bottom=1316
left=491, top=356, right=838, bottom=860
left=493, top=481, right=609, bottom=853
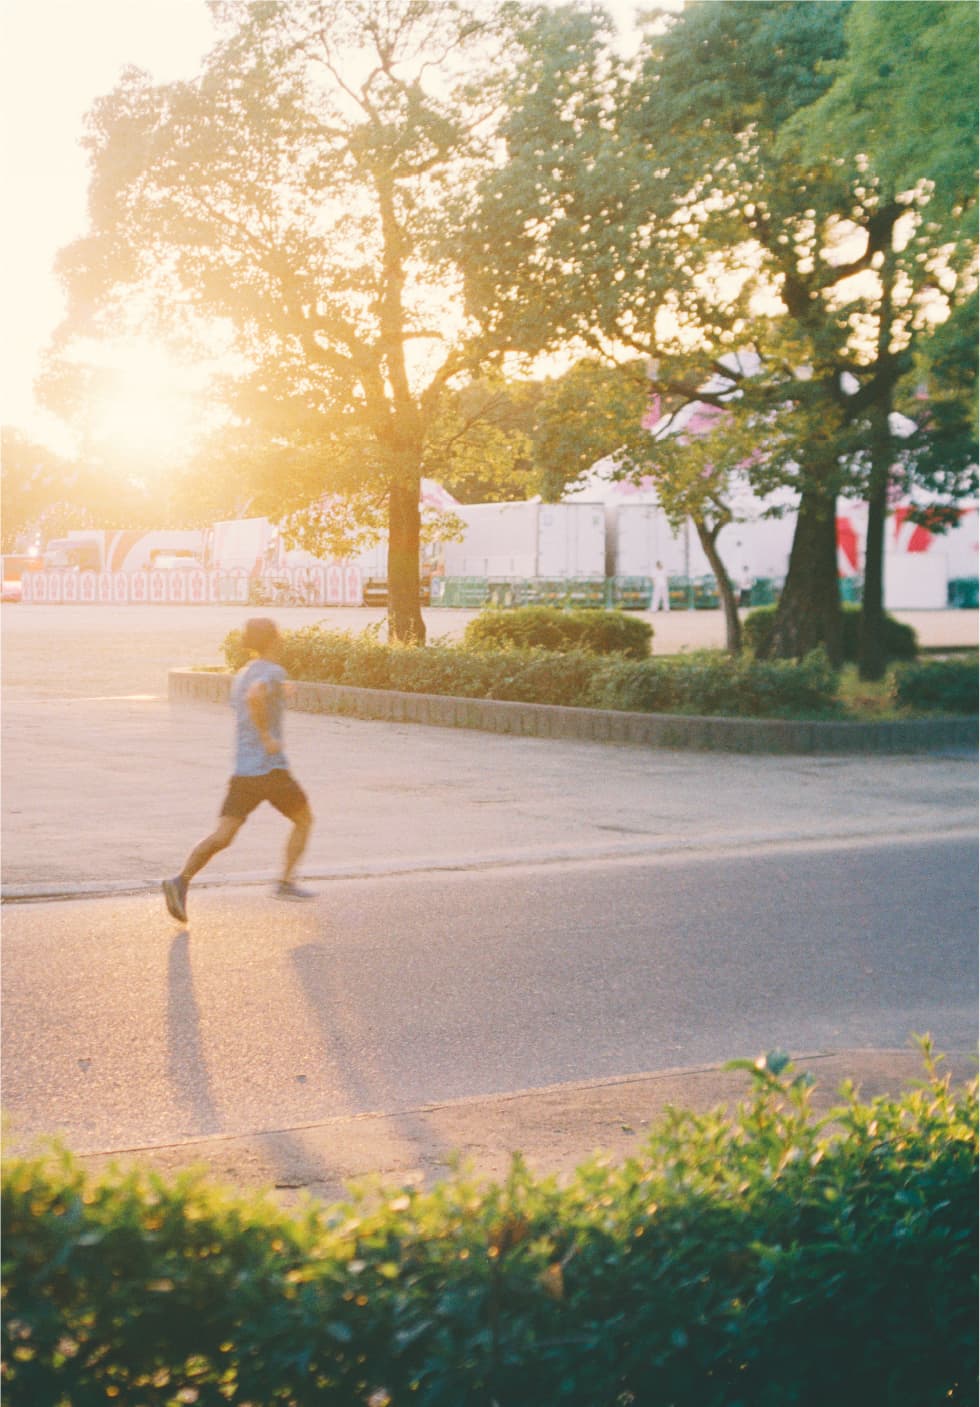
left=3, top=1048, right=976, bottom=1406
left=463, top=607, right=653, bottom=660
left=892, top=657, right=979, bottom=714
left=744, top=603, right=919, bottom=663
left=224, top=626, right=841, bottom=718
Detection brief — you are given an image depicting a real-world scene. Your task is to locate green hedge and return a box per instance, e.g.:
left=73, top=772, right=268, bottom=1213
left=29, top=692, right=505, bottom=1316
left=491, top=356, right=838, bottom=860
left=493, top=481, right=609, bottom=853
left=463, top=607, right=653, bottom=660
left=892, top=658, right=979, bottom=714
left=224, top=627, right=841, bottom=719
left=591, top=647, right=841, bottom=719
left=744, top=604, right=919, bottom=663
left=3, top=1049, right=976, bottom=1406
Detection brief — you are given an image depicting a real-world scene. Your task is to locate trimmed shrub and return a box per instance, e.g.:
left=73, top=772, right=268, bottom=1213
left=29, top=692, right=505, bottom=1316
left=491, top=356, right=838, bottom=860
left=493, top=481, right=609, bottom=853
left=892, top=658, right=979, bottom=714
left=3, top=1049, right=976, bottom=1406
left=744, top=603, right=919, bottom=663
left=221, top=626, right=842, bottom=718
left=464, top=607, right=653, bottom=659
left=593, top=648, right=841, bottom=719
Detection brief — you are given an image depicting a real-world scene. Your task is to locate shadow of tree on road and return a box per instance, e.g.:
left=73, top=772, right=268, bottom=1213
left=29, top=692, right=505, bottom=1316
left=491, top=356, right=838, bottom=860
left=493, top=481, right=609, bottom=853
left=166, top=932, right=221, bottom=1138
left=266, top=940, right=453, bottom=1199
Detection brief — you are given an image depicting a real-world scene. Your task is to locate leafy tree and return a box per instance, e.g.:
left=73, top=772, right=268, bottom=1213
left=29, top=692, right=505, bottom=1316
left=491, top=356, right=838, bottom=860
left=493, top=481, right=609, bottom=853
left=784, top=0, right=979, bottom=677
left=44, top=0, right=527, bottom=643
left=462, top=1, right=977, bottom=670
left=0, top=425, right=165, bottom=549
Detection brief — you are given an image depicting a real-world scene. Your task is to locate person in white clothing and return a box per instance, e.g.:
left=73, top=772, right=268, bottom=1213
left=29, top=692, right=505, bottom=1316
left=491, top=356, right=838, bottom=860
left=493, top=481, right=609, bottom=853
left=651, top=561, right=670, bottom=612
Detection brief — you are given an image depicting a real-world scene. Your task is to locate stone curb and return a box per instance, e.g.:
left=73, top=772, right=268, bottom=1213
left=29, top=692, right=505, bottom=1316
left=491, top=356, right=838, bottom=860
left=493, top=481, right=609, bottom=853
left=47, top=1048, right=978, bottom=1205
left=169, top=669, right=978, bottom=755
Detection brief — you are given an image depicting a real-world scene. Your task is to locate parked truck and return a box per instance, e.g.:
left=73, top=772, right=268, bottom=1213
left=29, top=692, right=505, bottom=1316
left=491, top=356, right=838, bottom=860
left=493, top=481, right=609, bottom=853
left=440, top=501, right=606, bottom=580
left=42, top=528, right=205, bottom=574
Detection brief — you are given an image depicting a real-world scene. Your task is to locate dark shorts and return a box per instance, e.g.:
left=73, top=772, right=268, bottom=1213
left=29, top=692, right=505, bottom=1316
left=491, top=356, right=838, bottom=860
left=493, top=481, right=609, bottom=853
left=220, top=770, right=310, bottom=822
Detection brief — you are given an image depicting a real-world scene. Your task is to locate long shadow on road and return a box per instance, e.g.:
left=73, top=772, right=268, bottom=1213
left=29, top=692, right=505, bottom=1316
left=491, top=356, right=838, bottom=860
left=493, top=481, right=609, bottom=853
left=281, top=940, right=452, bottom=1195
left=167, top=932, right=222, bottom=1139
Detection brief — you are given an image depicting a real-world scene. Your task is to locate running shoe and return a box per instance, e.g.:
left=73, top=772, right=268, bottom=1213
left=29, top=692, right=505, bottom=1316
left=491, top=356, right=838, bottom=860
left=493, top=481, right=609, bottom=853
left=162, top=875, right=188, bottom=923
left=276, top=881, right=316, bottom=901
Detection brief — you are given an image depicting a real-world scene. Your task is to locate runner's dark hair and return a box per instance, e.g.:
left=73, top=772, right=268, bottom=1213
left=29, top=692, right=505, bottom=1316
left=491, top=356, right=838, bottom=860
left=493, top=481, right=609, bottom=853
left=242, top=617, right=280, bottom=655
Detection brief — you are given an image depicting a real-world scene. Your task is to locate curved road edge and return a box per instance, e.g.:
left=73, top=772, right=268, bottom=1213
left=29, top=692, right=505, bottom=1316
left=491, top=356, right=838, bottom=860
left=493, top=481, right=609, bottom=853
left=39, top=1047, right=979, bottom=1208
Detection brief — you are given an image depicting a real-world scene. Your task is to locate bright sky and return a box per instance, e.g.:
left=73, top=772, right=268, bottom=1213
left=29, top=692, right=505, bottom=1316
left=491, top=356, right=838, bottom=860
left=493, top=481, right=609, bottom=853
left=0, top=0, right=652, bottom=453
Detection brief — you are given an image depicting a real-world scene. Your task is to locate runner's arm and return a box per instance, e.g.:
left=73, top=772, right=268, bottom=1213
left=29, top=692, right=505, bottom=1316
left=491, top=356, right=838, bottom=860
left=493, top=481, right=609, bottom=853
left=246, top=681, right=282, bottom=754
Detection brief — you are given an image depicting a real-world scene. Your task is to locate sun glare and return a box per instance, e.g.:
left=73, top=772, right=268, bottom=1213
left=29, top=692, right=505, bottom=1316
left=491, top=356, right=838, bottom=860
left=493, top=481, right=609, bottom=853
left=89, top=342, right=209, bottom=467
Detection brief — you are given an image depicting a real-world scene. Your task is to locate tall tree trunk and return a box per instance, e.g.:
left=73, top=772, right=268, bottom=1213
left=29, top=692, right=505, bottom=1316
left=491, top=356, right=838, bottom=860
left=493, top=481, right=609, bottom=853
left=387, top=478, right=425, bottom=644
left=858, top=400, right=891, bottom=681
left=767, top=477, right=842, bottom=664
left=695, top=518, right=742, bottom=653
left=858, top=240, right=898, bottom=682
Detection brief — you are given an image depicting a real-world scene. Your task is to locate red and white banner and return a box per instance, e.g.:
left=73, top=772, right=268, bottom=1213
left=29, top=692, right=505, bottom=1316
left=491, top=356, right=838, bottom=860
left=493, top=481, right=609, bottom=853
left=46, top=572, right=63, bottom=603
left=113, top=572, right=129, bottom=603
left=80, top=572, right=97, bottom=602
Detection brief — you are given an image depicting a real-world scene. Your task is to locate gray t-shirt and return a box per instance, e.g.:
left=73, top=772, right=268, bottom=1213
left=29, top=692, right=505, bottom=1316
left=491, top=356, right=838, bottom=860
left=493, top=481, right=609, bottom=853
left=230, top=658, right=289, bottom=776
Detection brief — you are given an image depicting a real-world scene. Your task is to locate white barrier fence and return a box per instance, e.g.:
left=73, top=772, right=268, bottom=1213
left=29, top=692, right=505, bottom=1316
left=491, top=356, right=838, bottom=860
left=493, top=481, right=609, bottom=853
left=20, top=565, right=365, bottom=607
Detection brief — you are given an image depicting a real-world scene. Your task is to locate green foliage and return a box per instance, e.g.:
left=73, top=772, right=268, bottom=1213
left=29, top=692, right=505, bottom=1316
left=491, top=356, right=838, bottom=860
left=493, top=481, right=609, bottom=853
left=745, top=604, right=918, bottom=664
left=892, top=659, right=979, bottom=715
left=593, top=648, right=841, bottom=720
left=223, top=624, right=843, bottom=718
left=4, top=1047, right=976, bottom=1406
left=785, top=0, right=979, bottom=244
left=463, top=607, right=652, bottom=660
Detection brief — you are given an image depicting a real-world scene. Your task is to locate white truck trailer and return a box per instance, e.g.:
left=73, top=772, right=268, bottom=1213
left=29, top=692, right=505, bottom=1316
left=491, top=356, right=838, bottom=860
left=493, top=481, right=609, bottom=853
left=440, top=501, right=605, bottom=580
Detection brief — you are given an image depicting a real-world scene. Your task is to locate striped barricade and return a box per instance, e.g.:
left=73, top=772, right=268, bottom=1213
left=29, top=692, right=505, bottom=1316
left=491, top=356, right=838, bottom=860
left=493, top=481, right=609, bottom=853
left=326, top=564, right=344, bottom=605
left=343, top=565, right=363, bottom=605
left=187, top=569, right=208, bottom=604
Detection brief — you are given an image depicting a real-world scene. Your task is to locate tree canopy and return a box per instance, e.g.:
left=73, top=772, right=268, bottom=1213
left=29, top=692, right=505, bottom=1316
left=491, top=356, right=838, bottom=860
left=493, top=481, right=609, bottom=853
left=45, top=0, right=530, bottom=641
left=462, top=0, right=978, bottom=668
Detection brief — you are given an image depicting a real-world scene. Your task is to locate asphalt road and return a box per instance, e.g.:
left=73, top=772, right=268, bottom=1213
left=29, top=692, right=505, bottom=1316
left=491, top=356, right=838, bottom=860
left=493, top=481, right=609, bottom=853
left=3, top=835, right=975, bottom=1158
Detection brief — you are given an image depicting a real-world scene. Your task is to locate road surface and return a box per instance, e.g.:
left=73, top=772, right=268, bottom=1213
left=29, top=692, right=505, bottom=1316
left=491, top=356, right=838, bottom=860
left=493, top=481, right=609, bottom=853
left=3, top=835, right=975, bottom=1160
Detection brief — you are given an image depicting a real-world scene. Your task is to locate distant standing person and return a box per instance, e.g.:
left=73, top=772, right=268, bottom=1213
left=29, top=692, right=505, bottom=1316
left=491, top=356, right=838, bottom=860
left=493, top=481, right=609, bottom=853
left=651, top=561, right=670, bottom=613
left=739, top=565, right=754, bottom=607
left=163, top=617, right=315, bottom=923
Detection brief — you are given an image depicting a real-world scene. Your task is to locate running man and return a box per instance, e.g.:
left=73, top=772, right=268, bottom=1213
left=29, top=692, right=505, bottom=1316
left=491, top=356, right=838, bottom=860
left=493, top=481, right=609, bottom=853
left=163, top=617, right=314, bottom=923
